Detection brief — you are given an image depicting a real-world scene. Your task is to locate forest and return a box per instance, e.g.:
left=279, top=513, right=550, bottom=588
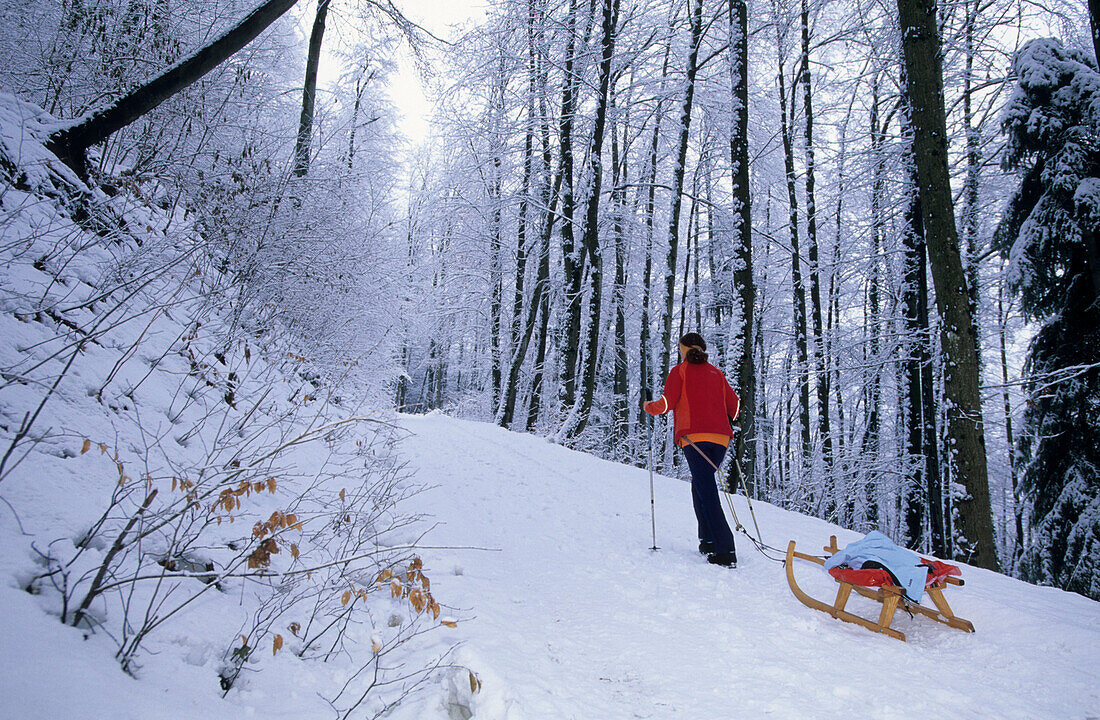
left=0, top=0, right=1097, bottom=614
left=395, top=0, right=1099, bottom=596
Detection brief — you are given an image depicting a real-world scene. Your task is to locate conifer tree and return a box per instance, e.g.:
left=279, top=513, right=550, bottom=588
left=996, top=38, right=1100, bottom=599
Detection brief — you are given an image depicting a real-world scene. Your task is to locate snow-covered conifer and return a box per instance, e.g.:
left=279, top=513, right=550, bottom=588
left=996, top=37, right=1100, bottom=600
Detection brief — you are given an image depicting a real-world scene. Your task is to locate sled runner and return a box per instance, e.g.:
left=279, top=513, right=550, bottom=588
left=785, top=535, right=975, bottom=642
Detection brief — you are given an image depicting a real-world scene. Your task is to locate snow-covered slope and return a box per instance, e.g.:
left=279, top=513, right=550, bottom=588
left=397, top=412, right=1100, bottom=720
left=0, top=95, right=451, bottom=720
left=3, top=406, right=1099, bottom=719
left=0, top=94, right=1096, bottom=719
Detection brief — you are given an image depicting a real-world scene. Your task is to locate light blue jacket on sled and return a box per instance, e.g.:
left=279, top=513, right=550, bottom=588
left=823, top=531, right=927, bottom=602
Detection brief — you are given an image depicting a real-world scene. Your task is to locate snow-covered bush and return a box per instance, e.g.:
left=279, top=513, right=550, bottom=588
left=0, top=93, right=458, bottom=714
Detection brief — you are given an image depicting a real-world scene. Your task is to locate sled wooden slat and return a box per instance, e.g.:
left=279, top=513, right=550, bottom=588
left=784, top=535, right=975, bottom=642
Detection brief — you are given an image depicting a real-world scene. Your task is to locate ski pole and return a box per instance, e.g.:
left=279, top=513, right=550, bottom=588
left=645, top=388, right=658, bottom=551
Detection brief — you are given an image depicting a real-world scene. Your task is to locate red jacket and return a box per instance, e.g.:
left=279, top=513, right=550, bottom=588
left=646, top=361, right=740, bottom=446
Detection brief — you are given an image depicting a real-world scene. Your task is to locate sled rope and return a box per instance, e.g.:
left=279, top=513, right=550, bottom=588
left=682, top=437, right=786, bottom=564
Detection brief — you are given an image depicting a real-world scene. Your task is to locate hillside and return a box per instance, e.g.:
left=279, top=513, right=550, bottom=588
left=0, top=93, right=450, bottom=720
left=3, top=407, right=1099, bottom=718
left=396, top=412, right=1100, bottom=720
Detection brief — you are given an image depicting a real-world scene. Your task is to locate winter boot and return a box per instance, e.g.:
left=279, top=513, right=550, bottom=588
left=707, top=551, right=736, bottom=568
left=698, top=540, right=716, bottom=556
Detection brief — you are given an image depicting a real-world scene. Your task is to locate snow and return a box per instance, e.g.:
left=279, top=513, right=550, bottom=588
left=2, top=390, right=1100, bottom=719
left=0, top=86, right=1098, bottom=720
left=0, top=98, right=452, bottom=720
left=1074, top=177, right=1100, bottom=221
left=0, top=94, right=87, bottom=192
left=395, top=412, right=1100, bottom=720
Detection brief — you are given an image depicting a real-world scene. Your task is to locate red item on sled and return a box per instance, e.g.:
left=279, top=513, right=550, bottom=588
left=827, top=559, right=962, bottom=588
left=920, top=559, right=962, bottom=586
left=827, top=566, right=895, bottom=587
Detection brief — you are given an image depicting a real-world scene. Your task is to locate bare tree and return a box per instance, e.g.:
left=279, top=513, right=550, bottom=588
left=775, top=8, right=812, bottom=471
left=570, top=0, right=622, bottom=437
left=294, top=0, right=332, bottom=177
left=659, top=0, right=705, bottom=382
left=728, top=0, right=756, bottom=493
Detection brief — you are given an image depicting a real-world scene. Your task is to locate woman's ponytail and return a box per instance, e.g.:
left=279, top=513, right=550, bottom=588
left=679, top=332, right=708, bottom=364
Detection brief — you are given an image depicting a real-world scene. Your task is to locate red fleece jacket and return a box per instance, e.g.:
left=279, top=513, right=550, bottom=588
left=646, top=361, right=740, bottom=446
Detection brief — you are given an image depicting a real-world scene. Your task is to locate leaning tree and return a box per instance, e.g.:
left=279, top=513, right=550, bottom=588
left=47, top=0, right=298, bottom=176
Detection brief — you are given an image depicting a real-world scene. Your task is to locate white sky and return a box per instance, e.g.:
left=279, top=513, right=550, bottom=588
left=388, top=0, right=488, bottom=144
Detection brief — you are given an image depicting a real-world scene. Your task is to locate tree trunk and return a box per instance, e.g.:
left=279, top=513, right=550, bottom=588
left=682, top=183, right=699, bottom=334
left=612, top=119, right=629, bottom=448
left=962, top=0, right=983, bottom=364
left=778, top=49, right=812, bottom=470
left=1090, top=0, right=1100, bottom=66
left=903, top=215, right=926, bottom=547
left=513, top=31, right=535, bottom=357
left=660, top=0, right=705, bottom=382
left=484, top=50, right=512, bottom=413
left=801, top=0, right=832, bottom=489
left=527, top=54, right=558, bottom=432
left=898, top=60, right=946, bottom=554
left=905, top=150, right=948, bottom=555
left=690, top=178, right=702, bottom=331
left=679, top=191, right=696, bottom=340
left=527, top=232, right=552, bottom=431
left=570, top=0, right=620, bottom=437
left=499, top=0, right=542, bottom=428
left=864, top=75, right=884, bottom=532
left=638, top=41, right=671, bottom=424
left=831, top=124, right=848, bottom=520
left=729, top=0, right=756, bottom=494
left=897, top=0, right=999, bottom=569
left=706, top=155, right=721, bottom=347
left=559, top=0, right=582, bottom=410
left=998, top=281, right=1023, bottom=565
left=48, top=0, right=299, bottom=174
left=346, top=62, right=371, bottom=168
left=395, top=343, right=409, bottom=409
left=293, top=0, right=330, bottom=177
left=489, top=78, right=505, bottom=411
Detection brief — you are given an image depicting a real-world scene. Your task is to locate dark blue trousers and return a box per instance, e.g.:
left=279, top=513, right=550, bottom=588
left=683, top=441, right=736, bottom=554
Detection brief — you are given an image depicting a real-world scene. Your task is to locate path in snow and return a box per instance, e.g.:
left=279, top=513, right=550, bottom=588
left=399, top=412, right=1100, bottom=720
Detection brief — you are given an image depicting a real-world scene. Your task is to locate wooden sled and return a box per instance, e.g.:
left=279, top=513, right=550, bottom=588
left=785, top=535, right=975, bottom=641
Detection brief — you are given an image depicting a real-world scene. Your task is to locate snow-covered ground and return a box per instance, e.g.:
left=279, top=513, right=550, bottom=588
left=3, top=408, right=1099, bottom=719
left=396, top=412, right=1100, bottom=720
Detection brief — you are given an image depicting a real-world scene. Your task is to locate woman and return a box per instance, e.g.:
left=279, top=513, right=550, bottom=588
left=644, top=333, right=740, bottom=567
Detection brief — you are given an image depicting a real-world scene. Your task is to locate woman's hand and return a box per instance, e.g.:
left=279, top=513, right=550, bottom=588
left=644, top=400, right=664, bottom=416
